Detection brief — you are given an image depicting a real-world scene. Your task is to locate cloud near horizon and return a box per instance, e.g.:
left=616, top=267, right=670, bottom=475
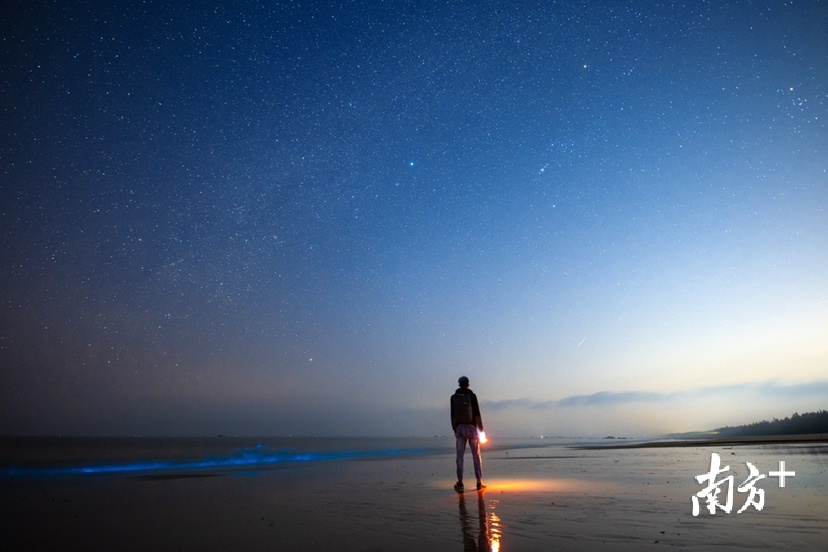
left=483, top=380, right=828, bottom=410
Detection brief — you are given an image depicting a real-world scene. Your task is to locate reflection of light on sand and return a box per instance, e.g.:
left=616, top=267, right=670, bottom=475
left=488, top=508, right=502, bottom=552
left=450, top=478, right=622, bottom=551
left=481, top=478, right=613, bottom=494
left=458, top=488, right=502, bottom=552
left=439, top=477, right=616, bottom=494
left=449, top=477, right=622, bottom=551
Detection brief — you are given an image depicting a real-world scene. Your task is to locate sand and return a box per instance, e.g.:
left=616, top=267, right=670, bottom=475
left=2, top=437, right=827, bottom=551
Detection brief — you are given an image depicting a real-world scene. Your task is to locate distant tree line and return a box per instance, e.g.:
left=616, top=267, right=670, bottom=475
left=715, top=410, right=828, bottom=437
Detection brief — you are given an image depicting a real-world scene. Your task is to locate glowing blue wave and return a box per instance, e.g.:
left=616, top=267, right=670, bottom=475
left=1, top=443, right=442, bottom=479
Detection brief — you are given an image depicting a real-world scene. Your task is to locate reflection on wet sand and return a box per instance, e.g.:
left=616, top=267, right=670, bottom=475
left=458, top=490, right=502, bottom=551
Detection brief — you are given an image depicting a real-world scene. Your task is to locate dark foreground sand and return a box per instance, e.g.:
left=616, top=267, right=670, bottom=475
left=2, top=436, right=827, bottom=551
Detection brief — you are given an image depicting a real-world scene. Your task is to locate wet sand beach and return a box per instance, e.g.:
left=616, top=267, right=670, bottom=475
left=2, top=436, right=826, bottom=551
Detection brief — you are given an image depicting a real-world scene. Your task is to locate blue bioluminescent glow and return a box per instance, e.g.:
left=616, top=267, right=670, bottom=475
left=0, top=443, right=443, bottom=479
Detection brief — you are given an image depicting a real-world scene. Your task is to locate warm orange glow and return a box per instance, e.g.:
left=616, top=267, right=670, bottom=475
left=439, top=477, right=618, bottom=495
left=488, top=510, right=502, bottom=552
left=479, top=431, right=488, bottom=444
left=458, top=485, right=502, bottom=552
left=473, top=478, right=617, bottom=494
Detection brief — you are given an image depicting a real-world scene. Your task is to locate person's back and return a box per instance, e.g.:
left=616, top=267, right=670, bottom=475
left=451, top=376, right=485, bottom=491
left=451, top=388, right=475, bottom=427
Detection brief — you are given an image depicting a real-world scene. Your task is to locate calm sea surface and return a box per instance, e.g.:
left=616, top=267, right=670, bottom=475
left=0, top=435, right=560, bottom=478
left=2, top=435, right=825, bottom=487
left=2, top=436, right=826, bottom=550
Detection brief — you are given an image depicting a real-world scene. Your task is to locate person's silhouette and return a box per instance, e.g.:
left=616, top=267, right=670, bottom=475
left=451, top=376, right=485, bottom=491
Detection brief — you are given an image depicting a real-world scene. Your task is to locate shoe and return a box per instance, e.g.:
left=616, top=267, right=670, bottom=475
left=454, top=481, right=464, bottom=491
left=476, top=481, right=486, bottom=490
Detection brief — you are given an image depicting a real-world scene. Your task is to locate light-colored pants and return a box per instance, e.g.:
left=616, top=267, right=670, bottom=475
left=455, top=424, right=482, bottom=482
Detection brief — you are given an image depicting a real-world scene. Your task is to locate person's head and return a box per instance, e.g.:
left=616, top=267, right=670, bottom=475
left=458, top=376, right=469, bottom=388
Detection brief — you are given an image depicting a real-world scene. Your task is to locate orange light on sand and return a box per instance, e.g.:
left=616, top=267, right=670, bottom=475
left=488, top=511, right=502, bottom=552
left=479, top=478, right=604, bottom=493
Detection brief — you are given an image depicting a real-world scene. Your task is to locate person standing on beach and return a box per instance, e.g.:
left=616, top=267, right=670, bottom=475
left=451, top=376, right=485, bottom=491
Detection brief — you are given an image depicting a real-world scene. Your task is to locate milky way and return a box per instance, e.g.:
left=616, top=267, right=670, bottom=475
left=2, top=1, right=826, bottom=437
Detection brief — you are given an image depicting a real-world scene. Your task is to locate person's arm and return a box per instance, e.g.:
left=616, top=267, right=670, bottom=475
left=451, top=398, right=457, bottom=431
left=472, top=393, right=483, bottom=431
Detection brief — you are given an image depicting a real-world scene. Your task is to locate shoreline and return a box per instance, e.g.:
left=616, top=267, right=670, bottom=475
left=3, top=434, right=827, bottom=550
left=573, top=432, right=828, bottom=449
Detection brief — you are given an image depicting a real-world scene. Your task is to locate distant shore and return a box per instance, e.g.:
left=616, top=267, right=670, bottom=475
left=574, top=432, right=828, bottom=450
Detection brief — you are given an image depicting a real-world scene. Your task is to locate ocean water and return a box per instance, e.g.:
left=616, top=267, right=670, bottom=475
left=0, top=435, right=556, bottom=479
left=2, top=435, right=827, bottom=550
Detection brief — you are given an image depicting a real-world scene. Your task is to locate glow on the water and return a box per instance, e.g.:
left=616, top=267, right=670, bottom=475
left=0, top=443, right=442, bottom=479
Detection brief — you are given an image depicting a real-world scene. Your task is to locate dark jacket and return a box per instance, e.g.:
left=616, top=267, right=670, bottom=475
left=451, top=387, right=483, bottom=432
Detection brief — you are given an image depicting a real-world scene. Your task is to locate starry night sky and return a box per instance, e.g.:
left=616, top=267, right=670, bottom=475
left=2, top=1, right=826, bottom=437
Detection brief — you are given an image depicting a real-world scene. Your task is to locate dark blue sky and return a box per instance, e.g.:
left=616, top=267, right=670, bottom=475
left=2, top=1, right=826, bottom=437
